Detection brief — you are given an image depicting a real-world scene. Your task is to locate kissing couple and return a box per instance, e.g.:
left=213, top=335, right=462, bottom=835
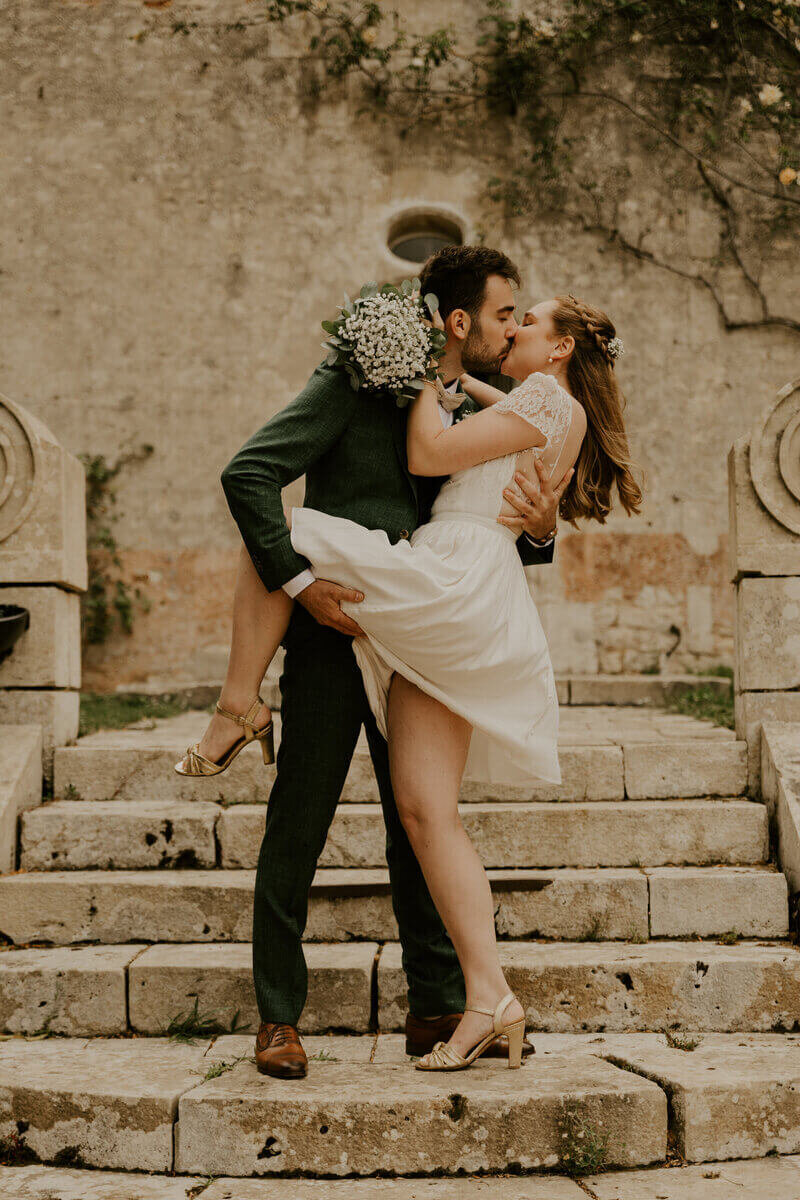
left=175, top=246, right=641, bottom=1079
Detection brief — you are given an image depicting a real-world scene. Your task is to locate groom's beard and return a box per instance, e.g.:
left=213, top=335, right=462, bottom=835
left=461, top=319, right=509, bottom=376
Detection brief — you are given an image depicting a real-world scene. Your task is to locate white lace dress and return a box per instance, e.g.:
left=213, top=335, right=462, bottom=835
left=289, top=372, right=576, bottom=785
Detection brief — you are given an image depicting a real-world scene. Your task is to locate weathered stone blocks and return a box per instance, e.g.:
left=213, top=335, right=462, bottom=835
left=175, top=1053, right=667, bottom=1176
left=737, top=577, right=800, bottom=692
left=378, top=941, right=800, bottom=1033
left=128, top=942, right=376, bottom=1034
left=647, top=867, right=788, bottom=937
left=0, top=724, right=42, bottom=873
left=0, top=945, right=138, bottom=1035
left=0, top=586, right=80, bottom=688
left=0, top=395, right=87, bottom=592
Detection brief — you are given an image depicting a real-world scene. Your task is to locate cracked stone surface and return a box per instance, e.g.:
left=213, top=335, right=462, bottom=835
left=377, top=940, right=800, bottom=1033
left=604, top=1041, right=800, bottom=1161
left=0, top=945, right=141, bottom=1035
left=584, top=1154, right=800, bottom=1198
left=175, top=1050, right=666, bottom=1176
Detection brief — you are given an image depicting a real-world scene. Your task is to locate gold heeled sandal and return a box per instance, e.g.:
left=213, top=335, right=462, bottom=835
left=174, top=694, right=274, bottom=777
left=414, top=992, right=525, bottom=1072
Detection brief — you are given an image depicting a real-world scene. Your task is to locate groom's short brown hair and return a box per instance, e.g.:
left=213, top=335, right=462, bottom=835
left=419, top=245, right=521, bottom=322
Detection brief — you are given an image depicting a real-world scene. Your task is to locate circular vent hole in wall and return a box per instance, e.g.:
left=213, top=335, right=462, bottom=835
left=388, top=210, right=463, bottom=264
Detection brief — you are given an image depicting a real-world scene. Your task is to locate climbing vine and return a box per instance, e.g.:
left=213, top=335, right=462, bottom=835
left=80, top=445, right=154, bottom=646
left=255, top=0, right=799, bottom=332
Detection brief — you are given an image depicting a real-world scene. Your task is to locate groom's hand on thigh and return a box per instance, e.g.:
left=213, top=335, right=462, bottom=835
left=296, top=578, right=366, bottom=637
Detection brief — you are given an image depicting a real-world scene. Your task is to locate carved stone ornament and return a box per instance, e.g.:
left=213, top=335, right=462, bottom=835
left=0, top=392, right=41, bottom=544
left=750, top=377, right=800, bottom=536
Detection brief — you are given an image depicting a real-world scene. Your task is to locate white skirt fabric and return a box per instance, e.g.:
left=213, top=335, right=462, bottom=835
left=289, top=506, right=560, bottom=785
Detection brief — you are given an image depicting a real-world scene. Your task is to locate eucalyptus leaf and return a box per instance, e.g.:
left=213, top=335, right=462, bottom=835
left=424, top=293, right=439, bottom=313
left=405, top=377, right=425, bottom=389
left=326, top=351, right=339, bottom=366
left=400, top=278, right=412, bottom=295
left=360, top=281, right=379, bottom=298
left=321, top=320, right=339, bottom=334
left=411, top=276, right=421, bottom=291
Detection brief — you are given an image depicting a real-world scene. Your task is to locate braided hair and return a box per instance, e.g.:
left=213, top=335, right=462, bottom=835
left=550, top=294, right=643, bottom=525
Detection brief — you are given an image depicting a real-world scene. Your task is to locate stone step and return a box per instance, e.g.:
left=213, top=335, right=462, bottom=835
left=5, top=939, right=799, bottom=1038
left=0, top=866, right=787, bottom=946
left=0, top=1166, right=592, bottom=1199
left=0, top=1035, right=667, bottom=1176
left=378, top=939, right=800, bottom=1034
left=2, top=1160, right=800, bottom=1200
left=605, top=1039, right=800, bottom=1162
left=53, top=707, right=746, bottom=805
left=18, top=798, right=770, bottom=872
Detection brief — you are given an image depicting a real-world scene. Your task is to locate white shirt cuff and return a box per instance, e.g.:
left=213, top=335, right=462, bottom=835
left=282, top=568, right=316, bottom=599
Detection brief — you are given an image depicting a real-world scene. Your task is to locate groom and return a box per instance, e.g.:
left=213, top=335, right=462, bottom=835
left=221, top=245, right=571, bottom=1078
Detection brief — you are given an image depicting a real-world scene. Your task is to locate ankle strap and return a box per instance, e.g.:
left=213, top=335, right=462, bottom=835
left=215, top=695, right=264, bottom=728
left=465, top=991, right=517, bottom=1033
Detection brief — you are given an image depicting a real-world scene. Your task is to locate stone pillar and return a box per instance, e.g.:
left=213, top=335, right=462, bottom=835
left=729, top=377, right=800, bottom=791
left=0, top=391, right=86, bottom=779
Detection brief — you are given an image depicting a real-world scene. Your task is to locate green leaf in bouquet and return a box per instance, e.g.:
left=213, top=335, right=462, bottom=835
left=411, top=276, right=421, bottom=291
left=396, top=393, right=411, bottom=408
left=360, top=281, right=379, bottom=298
left=321, top=320, right=339, bottom=334
left=405, top=377, right=425, bottom=390
left=341, top=293, right=352, bottom=311
left=325, top=350, right=339, bottom=367
left=380, top=283, right=399, bottom=295
left=400, top=278, right=413, bottom=295
left=424, top=292, right=439, bottom=313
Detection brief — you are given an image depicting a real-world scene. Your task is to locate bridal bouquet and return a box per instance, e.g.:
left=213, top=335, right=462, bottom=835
left=321, top=278, right=447, bottom=408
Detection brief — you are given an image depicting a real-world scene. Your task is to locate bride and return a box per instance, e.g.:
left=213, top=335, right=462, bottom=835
left=176, top=292, right=641, bottom=1071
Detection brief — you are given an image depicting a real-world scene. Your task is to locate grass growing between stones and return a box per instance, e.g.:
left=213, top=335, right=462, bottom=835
left=662, top=666, right=734, bottom=730
left=166, top=997, right=249, bottom=1042
left=79, top=691, right=211, bottom=736
left=558, top=1103, right=609, bottom=1176
left=663, top=1028, right=702, bottom=1051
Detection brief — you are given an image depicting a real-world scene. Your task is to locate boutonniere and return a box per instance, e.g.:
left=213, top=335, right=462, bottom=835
left=321, top=278, right=447, bottom=408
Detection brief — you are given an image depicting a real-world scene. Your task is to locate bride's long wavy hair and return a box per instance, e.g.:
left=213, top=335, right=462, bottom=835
left=551, top=294, right=643, bottom=525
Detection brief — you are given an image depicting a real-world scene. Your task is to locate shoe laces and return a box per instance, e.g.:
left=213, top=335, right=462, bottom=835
left=267, top=1023, right=296, bottom=1047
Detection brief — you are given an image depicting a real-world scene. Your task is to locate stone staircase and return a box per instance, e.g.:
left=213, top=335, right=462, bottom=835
left=3, top=704, right=800, bottom=1197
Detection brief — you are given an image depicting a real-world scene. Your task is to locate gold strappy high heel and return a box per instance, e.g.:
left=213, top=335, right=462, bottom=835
left=173, top=695, right=274, bottom=777
left=414, top=992, right=525, bottom=1072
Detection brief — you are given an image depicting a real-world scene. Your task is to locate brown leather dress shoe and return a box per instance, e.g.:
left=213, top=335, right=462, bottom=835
left=255, top=1021, right=308, bottom=1079
left=405, top=1012, right=535, bottom=1060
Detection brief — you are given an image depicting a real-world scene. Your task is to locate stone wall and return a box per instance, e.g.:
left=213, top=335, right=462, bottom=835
left=1, top=0, right=797, bottom=688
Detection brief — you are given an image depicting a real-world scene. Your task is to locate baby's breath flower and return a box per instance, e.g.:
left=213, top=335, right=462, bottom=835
left=759, top=83, right=784, bottom=106
left=779, top=166, right=798, bottom=185
left=739, top=96, right=753, bottom=115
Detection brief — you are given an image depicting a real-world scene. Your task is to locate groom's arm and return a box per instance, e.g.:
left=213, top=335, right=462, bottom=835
left=220, top=363, right=358, bottom=593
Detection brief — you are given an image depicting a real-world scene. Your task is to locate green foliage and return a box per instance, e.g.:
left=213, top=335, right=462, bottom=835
left=664, top=681, right=734, bottom=729
left=80, top=446, right=154, bottom=646
left=264, top=0, right=800, bottom=332
left=166, top=996, right=249, bottom=1043
left=558, top=1102, right=610, bottom=1176
left=78, top=691, right=207, bottom=737
left=663, top=1028, right=702, bottom=1050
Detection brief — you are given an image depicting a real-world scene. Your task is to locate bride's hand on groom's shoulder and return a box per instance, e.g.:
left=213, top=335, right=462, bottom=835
left=296, top=578, right=366, bottom=638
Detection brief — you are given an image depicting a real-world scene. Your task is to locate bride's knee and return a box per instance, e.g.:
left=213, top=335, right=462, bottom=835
left=396, top=793, right=458, bottom=841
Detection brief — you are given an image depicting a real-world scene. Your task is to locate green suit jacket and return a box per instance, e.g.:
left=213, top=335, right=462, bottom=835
left=221, top=361, right=554, bottom=593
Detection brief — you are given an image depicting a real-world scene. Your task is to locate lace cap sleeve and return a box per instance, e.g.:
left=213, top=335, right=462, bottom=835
left=494, top=373, right=572, bottom=448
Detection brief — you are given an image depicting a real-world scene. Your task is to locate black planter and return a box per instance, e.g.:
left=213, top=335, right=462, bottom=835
left=0, top=604, right=30, bottom=665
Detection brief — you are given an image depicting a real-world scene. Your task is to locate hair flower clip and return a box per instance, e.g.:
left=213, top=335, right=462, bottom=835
left=606, top=337, right=624, bottom=361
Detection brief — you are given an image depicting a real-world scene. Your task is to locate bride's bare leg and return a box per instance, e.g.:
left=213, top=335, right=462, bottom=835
left=387, top=674, right=524, bottom=1057
left=195, top=544, right=294, bottom=763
